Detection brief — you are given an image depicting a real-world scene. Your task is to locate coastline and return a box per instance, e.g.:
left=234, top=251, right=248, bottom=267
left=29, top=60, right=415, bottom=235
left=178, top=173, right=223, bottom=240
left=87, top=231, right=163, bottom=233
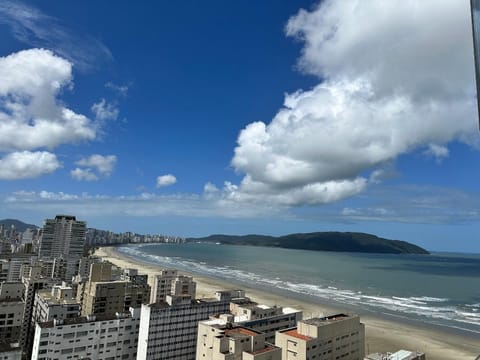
left=94, top=246, right=480, bottom=360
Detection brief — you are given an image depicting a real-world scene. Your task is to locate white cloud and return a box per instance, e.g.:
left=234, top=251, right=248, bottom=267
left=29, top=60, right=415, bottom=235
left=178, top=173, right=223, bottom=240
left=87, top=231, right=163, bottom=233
left=0, top=151, right=60, bottom=179
left=70, top=168, right=99, bottom=181
left=76, top=154, right=117, bottom=176
left=0, top=0, right=112, bottom=71
left=91, top=99, right=119, bottom=121
left=424, top=144, right=449, bottom=161
left=0, top=48, right=96, bottom=151
left=3, top=184, right=479, bottom=224
left=156, top=174, right=177, bottom=188
left=105, top=82, right=129, bottom=97
left=227, top=0, right=478, bottom=206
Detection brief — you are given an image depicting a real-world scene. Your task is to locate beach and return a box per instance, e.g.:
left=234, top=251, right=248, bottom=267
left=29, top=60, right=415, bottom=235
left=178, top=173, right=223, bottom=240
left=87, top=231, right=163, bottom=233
left=94, top=246, right=480, bottom=360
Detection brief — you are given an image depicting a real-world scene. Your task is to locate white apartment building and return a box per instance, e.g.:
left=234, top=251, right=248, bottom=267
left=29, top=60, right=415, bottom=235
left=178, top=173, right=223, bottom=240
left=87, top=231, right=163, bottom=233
left=196, top=319, right=281, bottom=360
left=31, top=308, right=141, bottom=360
left=137, top=294, right=231, bottom=360
left=275, top=314, right=365, bottom=360
left=32, top=284, right=81, bottom=323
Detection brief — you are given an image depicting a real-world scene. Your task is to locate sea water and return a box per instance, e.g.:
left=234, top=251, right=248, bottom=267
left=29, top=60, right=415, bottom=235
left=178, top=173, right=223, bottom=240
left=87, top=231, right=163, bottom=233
left=116, top=243, right=480, bottom=337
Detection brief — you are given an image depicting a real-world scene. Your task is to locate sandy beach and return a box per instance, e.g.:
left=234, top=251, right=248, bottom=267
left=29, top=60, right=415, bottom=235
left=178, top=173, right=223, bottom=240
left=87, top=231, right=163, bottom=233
left=94, top=246, right=480, bottom=360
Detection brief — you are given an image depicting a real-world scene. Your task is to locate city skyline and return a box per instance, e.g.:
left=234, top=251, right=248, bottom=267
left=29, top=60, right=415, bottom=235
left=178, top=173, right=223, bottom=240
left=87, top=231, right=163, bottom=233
left=0, top=0, right=479, bottom=252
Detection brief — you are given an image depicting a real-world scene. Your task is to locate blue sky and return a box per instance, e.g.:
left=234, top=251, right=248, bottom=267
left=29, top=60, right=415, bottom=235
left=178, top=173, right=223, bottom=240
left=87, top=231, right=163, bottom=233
left=0, top=0, right=479, bottom=252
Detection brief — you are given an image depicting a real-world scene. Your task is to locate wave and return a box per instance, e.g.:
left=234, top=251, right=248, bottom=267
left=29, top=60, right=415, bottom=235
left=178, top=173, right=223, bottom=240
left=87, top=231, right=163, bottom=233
left=117, top=245, right=480, bottom=334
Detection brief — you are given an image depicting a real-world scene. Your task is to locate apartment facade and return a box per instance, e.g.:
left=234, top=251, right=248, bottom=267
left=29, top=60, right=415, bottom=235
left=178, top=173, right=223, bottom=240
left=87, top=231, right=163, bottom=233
left=137, top=294, right=231, bottom=360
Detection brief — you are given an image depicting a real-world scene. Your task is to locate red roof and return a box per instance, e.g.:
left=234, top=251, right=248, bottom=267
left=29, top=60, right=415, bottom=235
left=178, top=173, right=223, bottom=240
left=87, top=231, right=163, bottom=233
left=282, top=329, right=312, bottom=341
left=249, top=345, right=278, bottom=355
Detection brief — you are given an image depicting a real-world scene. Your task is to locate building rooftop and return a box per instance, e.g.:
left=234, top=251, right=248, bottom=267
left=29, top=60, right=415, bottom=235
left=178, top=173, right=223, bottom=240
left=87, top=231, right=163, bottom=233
left=302, top=314, right=353, bottom=326
left=280, top=328, right=312, bottom=341
left=38, top=312, right=133, bottom=328
left=224, top=327, right=260, bottom=338
left=37, top=290, right=79, bottom=306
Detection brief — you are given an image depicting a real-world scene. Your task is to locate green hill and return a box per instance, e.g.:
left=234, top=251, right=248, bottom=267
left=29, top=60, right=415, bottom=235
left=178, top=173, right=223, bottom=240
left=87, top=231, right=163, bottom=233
left=188, top=232, right=429, bottom=254
left=0, top=219, right=38, bottom=232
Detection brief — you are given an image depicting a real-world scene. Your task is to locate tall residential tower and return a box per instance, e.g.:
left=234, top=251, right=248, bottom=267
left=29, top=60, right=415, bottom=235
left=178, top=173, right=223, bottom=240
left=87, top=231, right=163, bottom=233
left=38, top=215, right=86, bottom=259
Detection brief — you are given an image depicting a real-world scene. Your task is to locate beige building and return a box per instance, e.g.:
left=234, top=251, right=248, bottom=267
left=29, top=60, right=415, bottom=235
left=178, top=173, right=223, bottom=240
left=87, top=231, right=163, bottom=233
left=197, top=319, right=281, bottom=360
left=20, top=265, right=56, bottom=354
left=150, top=269, right=196, bottom=303
left=80, top=263, right=150, bottom=317
left=0, top=282, right=24, bottom=348
left=276, top=314, right=365, bottom=360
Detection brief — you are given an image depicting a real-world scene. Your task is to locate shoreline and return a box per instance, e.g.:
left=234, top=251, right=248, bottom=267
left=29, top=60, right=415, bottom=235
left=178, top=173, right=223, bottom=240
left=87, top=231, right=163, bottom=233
left=94, top=246, right=480, bottom=360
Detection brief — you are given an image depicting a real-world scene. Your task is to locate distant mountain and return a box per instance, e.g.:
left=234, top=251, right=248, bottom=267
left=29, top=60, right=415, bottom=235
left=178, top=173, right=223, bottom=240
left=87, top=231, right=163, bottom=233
left=188, top=232, right=429, bottom=255
left=0, top=219, right=39, bottom=232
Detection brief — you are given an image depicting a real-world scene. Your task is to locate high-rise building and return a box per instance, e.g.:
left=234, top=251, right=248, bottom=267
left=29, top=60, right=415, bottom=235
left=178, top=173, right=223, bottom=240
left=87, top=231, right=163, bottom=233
left=275, top=314, right=365, bottom=360
left=20, top=265, right=57, bottom=357
left=38, top=215, right=86, bottom=260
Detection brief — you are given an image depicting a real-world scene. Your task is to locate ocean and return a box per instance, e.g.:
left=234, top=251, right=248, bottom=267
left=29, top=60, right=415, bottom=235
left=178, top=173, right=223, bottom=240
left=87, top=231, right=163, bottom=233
left=116, top=243, right=480, bottom=337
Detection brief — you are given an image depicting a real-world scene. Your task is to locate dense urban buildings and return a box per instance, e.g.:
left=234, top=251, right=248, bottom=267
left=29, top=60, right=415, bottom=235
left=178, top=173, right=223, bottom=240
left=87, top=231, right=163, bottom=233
left=0, top=214, right=434, bottom=360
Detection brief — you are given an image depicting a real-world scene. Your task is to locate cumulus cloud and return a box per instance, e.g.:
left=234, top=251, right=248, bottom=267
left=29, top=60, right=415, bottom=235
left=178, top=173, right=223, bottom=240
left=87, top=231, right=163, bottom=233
left=70, top=168, right=99, bottom=182
left=0, top=48, right=96, bottom=151
left=76, top=154, right=117, bottom=175
left=227, top=0, right=478, bottom=206
left=91, top=99, right=119, bottom=121
left=0, top=151, right=60, bottom=179
left=71, top=154, right=117, bottom=181
left=0, top=0, right=112, bottom=71
left=156, top=174, right=177, bottom=188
